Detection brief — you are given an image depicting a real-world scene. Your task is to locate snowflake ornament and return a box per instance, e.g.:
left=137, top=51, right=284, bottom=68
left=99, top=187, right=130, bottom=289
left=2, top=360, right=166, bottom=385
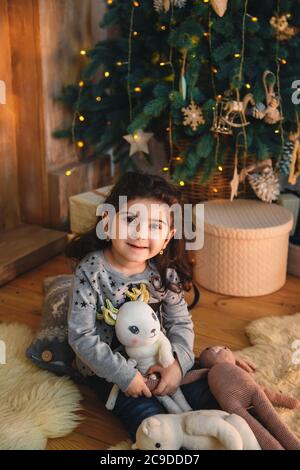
left=181, top=100, right=205, bottom=131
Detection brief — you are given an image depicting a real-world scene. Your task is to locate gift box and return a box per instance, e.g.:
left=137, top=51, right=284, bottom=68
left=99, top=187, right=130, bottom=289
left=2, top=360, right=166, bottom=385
left=278, top=192, right=300, bottom=237
left=192, top=199, right=293, bottom=297
left=69, top=185, right=113, bottom=234
left=288, top=242, right=300, bottom=278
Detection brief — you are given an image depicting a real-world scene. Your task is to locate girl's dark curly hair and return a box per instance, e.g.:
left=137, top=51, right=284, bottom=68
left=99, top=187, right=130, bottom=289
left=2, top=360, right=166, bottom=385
left=66, top=171, right=193, bottom=292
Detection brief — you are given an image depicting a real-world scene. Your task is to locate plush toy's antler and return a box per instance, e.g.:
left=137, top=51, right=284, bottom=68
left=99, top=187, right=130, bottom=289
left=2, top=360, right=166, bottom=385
left=97, top=283, right=150, bottom=327
left=96, top=299, right=119, bottom=326
left=126, top=283, right=150, bottom=303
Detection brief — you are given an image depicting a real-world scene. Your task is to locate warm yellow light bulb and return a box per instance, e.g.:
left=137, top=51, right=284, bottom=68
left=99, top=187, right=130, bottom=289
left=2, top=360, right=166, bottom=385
left=275, top=129, right=280, bottom=134
left=217, top=94, right=222, bottom=100
left=133, top=133, right=139, bottom=140
left=78, top=81, right=85, bottom=87
left=234, top=53, right=241, bottom=59
left=160, top=62, right=166, bottom=66
left=251, top=16, right=258, bottom=22
left=218, top=166, right=223, bottom=172
left=107, top=0, right=113, bottom=4
left=160, top=25, right=166, bottom=31
left=245, top=83, right=251, bottom=89
left=203, top=0, right=209, bottom=3
left=175, top=156, right=182, bottom=161
left=79, top=115, right=85, bottom=122
left=134, top=87, right=142, bottom=93
left=96, top=96, right=102, bottom=102
left=179, top=181, right=185, bottom=187
left=213, top=188, right=218, bottom=193
left=116, top=61, right=123, bottom=66
left=203, top=32, right=209, bottom=37
left=133, top=1, right=140, bottom=6
left=65, top=170, right=72, bottom=176
left=80, top=50, right=87, bottom=56
left=133, top=31, right=139, bottom=37
left=281, top=58, right=287, bottom=65
left=212, top=67, right=218, bottom=74
left=162, top=167, right=169, bottom=172
left=77, top=141, right=84, bottom=148
left=104, top=71, right=110, bottom=77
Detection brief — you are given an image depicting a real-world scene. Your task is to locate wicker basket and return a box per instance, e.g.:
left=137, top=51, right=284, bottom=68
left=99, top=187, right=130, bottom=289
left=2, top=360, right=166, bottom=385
left=173, top=140, right=256, bottom=204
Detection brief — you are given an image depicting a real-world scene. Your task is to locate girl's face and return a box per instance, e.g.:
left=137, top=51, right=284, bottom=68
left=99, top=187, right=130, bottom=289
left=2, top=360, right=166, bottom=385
left=108, top=198, right=176, bottom=263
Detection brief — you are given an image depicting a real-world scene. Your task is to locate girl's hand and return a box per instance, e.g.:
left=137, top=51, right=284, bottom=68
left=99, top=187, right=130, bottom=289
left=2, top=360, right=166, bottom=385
left=147, top=359, right=183, bottom=397
left=124, top=371, right=152, bottom=398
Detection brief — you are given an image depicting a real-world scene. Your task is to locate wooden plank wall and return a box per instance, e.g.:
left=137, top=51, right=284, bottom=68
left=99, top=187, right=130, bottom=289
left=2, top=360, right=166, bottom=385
left=0, top=0, right=111, bottom=231
left=0, top=0, right=20, bottom=231
left=7, top=0, right=49, bottom=226
left=38, top=0, right=95, bottom=173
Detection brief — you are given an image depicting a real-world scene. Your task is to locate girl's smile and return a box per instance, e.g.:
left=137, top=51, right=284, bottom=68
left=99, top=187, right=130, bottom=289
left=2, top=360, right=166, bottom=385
left=127, top=242, right=149, bottom=250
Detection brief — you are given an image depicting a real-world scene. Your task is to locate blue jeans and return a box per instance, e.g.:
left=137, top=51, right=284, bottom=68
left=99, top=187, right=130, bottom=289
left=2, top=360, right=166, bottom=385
left=86, top=372, right=220, bottom=441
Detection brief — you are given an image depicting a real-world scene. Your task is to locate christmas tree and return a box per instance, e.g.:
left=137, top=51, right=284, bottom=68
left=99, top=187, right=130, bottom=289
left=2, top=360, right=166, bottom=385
left=54, top=0, right=300, bottom=189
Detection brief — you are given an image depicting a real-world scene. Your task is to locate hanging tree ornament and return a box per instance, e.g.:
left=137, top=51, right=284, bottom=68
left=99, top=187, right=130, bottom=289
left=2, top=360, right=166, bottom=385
left=279, top=138, right=296, bottom=176
left=288, top=126, right=300, bottom=185
left=179, top=49, right=188, bottom=101
left=230, top=133, right=246, bottom=201
left=246, top=160, right=280, bottom=204
left=211, top=92, right=255, bottom=134
left=153, top=0, right=186, bottom=13
left=211, top=0, right=228, bottom=17
left=123, top=129, right=154, bottom=156
left=270, top=14, right=300, bottom=41
left=262, top=70, right=283, bottom=125
left=181, top=100, right=205, bottom=131
left=230, top=161, right=240, bottom=201
left=222, top=93, right=255, bottom=128
left=211, top=98, right=232, bottom=135
left=250, top=71, right=283, bottom=125
left=289, top=141, right=300, bottom=185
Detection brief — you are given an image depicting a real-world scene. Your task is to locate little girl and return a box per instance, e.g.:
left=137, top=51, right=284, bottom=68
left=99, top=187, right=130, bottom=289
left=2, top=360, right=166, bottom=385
left=67, top=171, right=219, bottom=441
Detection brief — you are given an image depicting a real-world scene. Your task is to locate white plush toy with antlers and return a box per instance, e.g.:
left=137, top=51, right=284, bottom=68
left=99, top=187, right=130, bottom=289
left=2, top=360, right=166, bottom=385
left=103, top=300, right=192, bottom=414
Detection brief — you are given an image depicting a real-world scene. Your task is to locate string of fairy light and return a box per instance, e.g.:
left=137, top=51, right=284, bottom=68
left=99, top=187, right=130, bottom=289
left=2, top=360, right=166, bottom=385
left=275, top=0, right=285, bottom=152
left=235, top=0, right=249, bottom=182
left=64, top=0, right=291, bottom=183
left=161, top=3, right=182, bottom=181
left=208, top=9, right=221, bottom=187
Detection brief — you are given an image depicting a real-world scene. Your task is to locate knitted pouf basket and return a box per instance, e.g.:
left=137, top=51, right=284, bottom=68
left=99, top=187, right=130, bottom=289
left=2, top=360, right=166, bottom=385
left=192, top=199, right=293, bottom=297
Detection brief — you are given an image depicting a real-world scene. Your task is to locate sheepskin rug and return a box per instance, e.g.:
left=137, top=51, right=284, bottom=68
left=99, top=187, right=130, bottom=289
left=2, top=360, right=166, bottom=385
left=109, top=312, right=300, bottom=450
left=0, top=322, right=83, bottom=450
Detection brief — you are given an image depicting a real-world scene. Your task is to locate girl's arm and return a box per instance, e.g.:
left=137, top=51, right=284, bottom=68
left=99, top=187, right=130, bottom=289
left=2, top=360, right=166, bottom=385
left=161, top=268, right=195, bottom=377
left=68, top=263, right=137, bottom=392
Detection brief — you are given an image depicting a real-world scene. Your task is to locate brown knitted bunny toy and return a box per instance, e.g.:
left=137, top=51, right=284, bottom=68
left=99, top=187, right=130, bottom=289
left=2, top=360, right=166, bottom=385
left=178, top=346, right=300, bottom=450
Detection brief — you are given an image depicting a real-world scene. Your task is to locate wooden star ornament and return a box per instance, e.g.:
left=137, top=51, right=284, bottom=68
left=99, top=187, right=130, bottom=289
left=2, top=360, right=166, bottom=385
left=123, top=130, right=154, bottom=156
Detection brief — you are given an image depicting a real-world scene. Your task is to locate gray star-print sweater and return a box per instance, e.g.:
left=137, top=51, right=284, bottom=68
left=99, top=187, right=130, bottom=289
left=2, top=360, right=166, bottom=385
left=67, top=249, right=195, bottom=392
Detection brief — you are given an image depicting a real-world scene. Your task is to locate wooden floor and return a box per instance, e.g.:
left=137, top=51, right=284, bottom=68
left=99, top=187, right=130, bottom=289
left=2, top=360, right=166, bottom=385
left=0, top=253, right=300, bottom=450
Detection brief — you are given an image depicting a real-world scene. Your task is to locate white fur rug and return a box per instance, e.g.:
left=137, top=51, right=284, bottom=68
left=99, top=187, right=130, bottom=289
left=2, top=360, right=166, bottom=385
left=109, top=312, right=300, bottom=450
left=0, top=322, right=83, bottom=450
